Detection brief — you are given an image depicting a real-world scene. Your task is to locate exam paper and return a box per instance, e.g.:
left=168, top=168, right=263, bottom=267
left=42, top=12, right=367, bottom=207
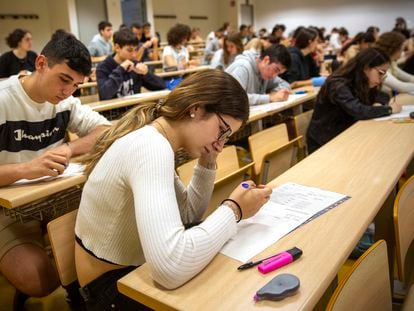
left=249, top=94, right=307, bottom=113
left=220, top=182, right=350, bottom=262
left=12, top=163, right=85, bottom=185
left=374, top=105, right=414, bottom=121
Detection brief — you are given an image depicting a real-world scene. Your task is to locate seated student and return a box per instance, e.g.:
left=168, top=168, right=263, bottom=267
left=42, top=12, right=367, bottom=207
left=204, top=27, right=224, bottom=65
left=96, top=28, right=165, bottom=100
left=306, top=48, right=401, bottom=154
left=141, top=22, right=160, bottom=61
left=74, top=69, right=272, bottom=309
left=281, top=28, right=321, bottom=88
left=0, top=31, right=110, bottom=308
left=374, top=31, right=414, bottom=93
left=225, top=45, right=291, bottom=105
left=88, top=21, right=113, bottom=61
left=162, top=23, right=195, bottom=70
left=244, top=35, right=279, bottom=53
left=210, top=33, right=243, bottom=70
left=341, top=31, right=376, bottom=65
left=0, top=28, right=37, bottom=78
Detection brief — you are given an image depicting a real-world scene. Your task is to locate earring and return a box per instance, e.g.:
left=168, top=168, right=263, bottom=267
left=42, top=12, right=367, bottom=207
left=190, top=113, right=195, bottom=118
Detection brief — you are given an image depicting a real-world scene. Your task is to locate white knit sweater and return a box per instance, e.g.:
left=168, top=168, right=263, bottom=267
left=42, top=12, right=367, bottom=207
left=75, top=125, right=237, bottom=289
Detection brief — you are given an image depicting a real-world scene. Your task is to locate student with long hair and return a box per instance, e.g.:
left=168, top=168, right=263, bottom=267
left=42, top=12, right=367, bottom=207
left=307, top=48, right=401, bottom=153
left=211, top=33, right=244, bottom=70
left=0, top=28, right=37, bottom=78
left=375, top=31, right=414, bottom=93
left=75, top=69, right=272, bottom=309
left=341, top=32, right=376, bottom=65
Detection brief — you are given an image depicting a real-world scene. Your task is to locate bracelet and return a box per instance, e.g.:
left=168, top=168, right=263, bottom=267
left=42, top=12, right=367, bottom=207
left=221, top=198, right=242, bottom=223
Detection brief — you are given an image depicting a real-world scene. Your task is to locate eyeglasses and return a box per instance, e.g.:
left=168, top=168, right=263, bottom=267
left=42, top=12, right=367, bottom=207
left=216, top=113, right=232, bottom=142
left=375, top=68, right=387, bottom=79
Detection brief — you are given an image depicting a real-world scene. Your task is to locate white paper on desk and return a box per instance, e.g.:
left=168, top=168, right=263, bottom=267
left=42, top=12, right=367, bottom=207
left=12, top=163, right=85, bottom=185
left=374, top=105, right=414, bottom=121
left=249, top=94, right=307, bottom=113
left=220, top=182, right=350, bottom=262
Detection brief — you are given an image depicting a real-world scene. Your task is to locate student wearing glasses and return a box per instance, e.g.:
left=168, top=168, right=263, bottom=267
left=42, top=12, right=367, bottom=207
left=225, top=44, right=292, bottom=105
left=74, top=69, right=272, bottom=310
left=307, top=47, right=401, bottom=153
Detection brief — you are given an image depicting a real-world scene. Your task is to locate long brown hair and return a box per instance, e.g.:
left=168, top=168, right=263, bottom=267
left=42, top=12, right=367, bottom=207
left=83, top=69, right=249, bottom=175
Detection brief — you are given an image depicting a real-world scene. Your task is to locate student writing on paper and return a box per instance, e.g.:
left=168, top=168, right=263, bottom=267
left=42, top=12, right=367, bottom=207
left=226, top=45, right=291, bottom=105
left=307, top=47, right=402, bottom=153
left=0, top=31, right=110, bottom=309
left=96, top=28, right=165, bottom=100
left=74, top=70, right=272, bottom=309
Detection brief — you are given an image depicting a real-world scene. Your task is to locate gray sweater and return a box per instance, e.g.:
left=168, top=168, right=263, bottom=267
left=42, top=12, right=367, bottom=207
left=226, top=51, right=290, bottom=105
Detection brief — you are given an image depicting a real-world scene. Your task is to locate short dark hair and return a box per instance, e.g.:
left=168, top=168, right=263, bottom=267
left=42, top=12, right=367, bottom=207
left=260, top=44, right=291, bottom=69
left=142, top=22, right=151, bottom=28
left=294, top=28, right=318, bottom=49
left=130, top=23, right=141, bottom=30
left=6, top=28, right=30, bottom=48
left=167, top=23, right=191, bottom=46
left=41, top=30, right=91, bottom=76
left=113, top=29, right=139, bottom=47
left=98, top=21, right=112, bottom=32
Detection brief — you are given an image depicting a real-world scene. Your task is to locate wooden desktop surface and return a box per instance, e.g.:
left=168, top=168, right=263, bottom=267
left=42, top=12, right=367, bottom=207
left=117, top=120, right=414, bottom=310
left=86, top=90, right=170, bottom=112
left=156, top=66, right=210, bottom=78
left=0, top=174, right=86, bottom=209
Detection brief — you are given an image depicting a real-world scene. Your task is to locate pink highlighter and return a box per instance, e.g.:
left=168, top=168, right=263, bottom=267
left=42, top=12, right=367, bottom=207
left=257, top=247, right=302, bottom=274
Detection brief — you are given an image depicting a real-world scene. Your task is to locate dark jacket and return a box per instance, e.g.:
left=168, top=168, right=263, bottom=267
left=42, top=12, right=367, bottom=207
left=0, top=50, right=37, bottom=78
left=306, top=77, right=391, bottom=153
left=281, top=47, right=319, bottom=83
left=96, top=55, right=165, bottom=100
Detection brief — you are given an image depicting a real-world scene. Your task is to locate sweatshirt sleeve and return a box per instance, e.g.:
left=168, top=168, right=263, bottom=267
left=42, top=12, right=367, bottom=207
left=383, top=71, right=414, bottom=93
left=330, top=83, right=390, bottom=119
left=226, top=64, right=270, bottom=105
left=127, top=137, right=237, bottom=289
left=142, top=72, right=166, bottom=91
left=96, top=62, right=125, bottom=100
left=174, top=163, right=216, bottom=225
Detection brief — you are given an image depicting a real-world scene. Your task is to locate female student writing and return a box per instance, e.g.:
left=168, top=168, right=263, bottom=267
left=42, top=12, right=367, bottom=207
left=74, top=69, right=272, bottom=309
left=307, top=47, right=402, bottom=153
left=210, top=32, right=244, bottom=70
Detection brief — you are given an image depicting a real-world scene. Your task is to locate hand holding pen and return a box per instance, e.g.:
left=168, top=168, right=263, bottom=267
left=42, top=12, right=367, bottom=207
left=389, top=89, right=402, bottom=114
left=226, top=181, right=272, bottom=219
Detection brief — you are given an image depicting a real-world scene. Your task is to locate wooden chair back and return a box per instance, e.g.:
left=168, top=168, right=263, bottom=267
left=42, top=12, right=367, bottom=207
left=293, top=110, right=313, bottom=158
left=258, top=136, right=301, bottom=184
left=248, top=123, right=290, bottom=177
left=47, top=209, right=78, bottom=286
left=177, top=145, right=241, bottom=186
left=326, top=240, right=392, bottom=311
left=394, top=174, right=414, bottom=284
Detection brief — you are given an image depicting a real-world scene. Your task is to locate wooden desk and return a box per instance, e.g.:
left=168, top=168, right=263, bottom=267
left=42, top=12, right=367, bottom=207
left=156, top=66, right=210, bottom=78
left=86, top=90, right=170, bottom=113
left=118, top=120, right=414, bottom=310
left=0, top=174, right=86, bottom=222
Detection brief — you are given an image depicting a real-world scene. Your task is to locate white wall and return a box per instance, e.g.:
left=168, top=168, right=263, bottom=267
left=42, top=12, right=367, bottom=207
left=152, top=0, right=228, bottom=41
left=253, top=0, right=414, bottom=37
left=0, top=0, right=53, bottom=53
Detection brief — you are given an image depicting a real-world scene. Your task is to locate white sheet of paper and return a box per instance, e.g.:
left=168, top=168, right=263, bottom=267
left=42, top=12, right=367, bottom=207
left=12, top=163, right=85, bottom=185
left=249, top=94, right=307, bottom=113
left=374, top=105, right=414, bottom=121
left=220, top=182, right=350, bottom=262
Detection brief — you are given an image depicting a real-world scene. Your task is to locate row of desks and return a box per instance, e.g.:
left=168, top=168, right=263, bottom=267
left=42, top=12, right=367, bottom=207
left=0, top=89, right=317, bottom=214
left=117, top=119, right=414, bottom=310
